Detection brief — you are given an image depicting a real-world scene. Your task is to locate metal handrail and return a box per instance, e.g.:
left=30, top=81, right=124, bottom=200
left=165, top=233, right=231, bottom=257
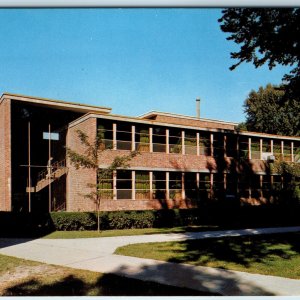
left=37, top=159, right=66, bottom=182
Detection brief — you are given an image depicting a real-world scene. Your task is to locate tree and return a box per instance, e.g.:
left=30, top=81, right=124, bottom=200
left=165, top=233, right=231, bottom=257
left=67, top=128, right=138, bottom=232
left=241, top=84, right=300, bottom=136
left=219, top=8, right=300, bottom=100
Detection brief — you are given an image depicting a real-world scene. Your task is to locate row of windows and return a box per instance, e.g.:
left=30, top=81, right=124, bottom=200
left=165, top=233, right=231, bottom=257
left=97, top=119, right=300, bottom=162
left=97, top=170, right=295, bottom=201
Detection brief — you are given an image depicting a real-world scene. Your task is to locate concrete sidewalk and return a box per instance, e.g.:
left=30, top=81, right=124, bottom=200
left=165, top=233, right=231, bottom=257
left=1, top=226, right=300, bottom=296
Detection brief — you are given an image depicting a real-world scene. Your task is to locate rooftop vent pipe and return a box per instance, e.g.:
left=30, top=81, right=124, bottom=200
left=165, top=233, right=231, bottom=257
left=196, top=98, right=200, bottom=119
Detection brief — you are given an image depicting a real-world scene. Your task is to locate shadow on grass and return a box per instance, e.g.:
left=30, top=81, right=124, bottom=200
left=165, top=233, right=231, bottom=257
left=159, top=232, right=300, bottom=270
left=2, top=273, right=215, bottom=296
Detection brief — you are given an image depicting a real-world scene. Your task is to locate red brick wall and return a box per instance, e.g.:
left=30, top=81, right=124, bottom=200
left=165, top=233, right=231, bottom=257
left=99, top=150, right=217, bottom=171
left=100, top=198, right=198, bottom=211
left=0, top=98, right=12, bottom=211
left=66, top=116, right=97, bottom=211
left=154, top=115, right=235, bottom=130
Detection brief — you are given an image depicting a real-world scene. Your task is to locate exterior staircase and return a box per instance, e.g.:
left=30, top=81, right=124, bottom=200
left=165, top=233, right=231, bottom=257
left=27, top=160, right=68, bottom=193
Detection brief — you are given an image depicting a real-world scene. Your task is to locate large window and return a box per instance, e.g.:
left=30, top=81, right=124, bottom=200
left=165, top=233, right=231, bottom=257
left=135, top=126, right=150, bottom=152
left=185, top=130, right=197, bottom=155
left=152, top=171, right=166, bottom=200
left=273, top=140, right=282, bottom=160
left=239, top=136, right=249, bottom=159
left=283, top=142, right=292, bottom=162
left=199, top=173, right=211, bottom=200
left=213, top=173, right=224, bottom=200
left=117, top=123, right=132, bottom=150
left=97, top=120, right=113, bottom=149
left=169, top=129, right=182, bottom=154
left=226, top=135, right=237, bottom=158
left=152, top=126, right=166, bottom=153
left=213, top=133, right=224, bottom=158
left=116, top=170, right=132, bottom=199
left=251, top=138, right=260, bottom=160
left=169, top=172, right=182, bottom=200
left=98, top=170, right=113, bottom=200
left=135, top=171, right=150, bottom=199
left=199, top=132, right=211, bottom=156
left=185, top=173, right=197, bottom=199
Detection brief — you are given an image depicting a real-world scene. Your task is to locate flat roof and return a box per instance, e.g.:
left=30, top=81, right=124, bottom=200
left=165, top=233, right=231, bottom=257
left=69, top=112, right=300, bottom=141
left=0, top=92, right=112, bottom=114
left=139, top=111, right=239, bottom=126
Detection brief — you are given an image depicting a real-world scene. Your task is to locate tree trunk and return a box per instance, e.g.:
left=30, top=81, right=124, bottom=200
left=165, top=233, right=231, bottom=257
left=97, top=198, right=100, bottom=232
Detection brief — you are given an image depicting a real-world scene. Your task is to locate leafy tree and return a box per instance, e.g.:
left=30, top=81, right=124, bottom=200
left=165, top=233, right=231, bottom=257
left=219, top=8, right=300, bottom=100
left=67, top=128, right=138, bottom=231
left=241, top=84, right=300, bottom=136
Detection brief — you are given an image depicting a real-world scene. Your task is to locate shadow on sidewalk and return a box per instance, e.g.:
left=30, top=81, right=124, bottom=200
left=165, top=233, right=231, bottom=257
left=109, top=260, right=275, bottom=296
left=1, top=271, right=217, bottom=296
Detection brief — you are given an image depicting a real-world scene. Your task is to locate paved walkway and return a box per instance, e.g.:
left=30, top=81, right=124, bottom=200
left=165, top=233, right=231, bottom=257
left=1, top=226, right=300, bottom=296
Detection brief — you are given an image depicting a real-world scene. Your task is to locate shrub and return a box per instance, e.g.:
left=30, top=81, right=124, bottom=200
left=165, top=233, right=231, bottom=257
left=49, top=210, right=156, bottom=231
left=50, top=212, right=96, bottom=231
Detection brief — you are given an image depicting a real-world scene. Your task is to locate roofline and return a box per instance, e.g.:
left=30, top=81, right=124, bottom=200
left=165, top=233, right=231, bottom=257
left=138, top=111, right=239, bottom=126
left=0, top=92, right=112, bottom=114
left=69, top=112, right=300, bottom=141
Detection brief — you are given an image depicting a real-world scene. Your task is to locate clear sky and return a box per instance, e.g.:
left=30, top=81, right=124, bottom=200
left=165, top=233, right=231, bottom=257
left=0, top=8, right=291, bottom=123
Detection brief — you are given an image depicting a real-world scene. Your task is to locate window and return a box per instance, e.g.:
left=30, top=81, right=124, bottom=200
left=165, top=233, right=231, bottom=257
left=251, top=138, right=260, bottom=159
left=226, top=135, right=237, bottom=158
left=152, top=171, right=166, bottom=200
left=169, top=129, right=182, bottom=154
left=185, top=130, right=197, bottom=155
left=169, top=172, right=182, bottom=200
left=213, top=133, right=224, bottom=158
left=98, top=170, right=113, bottom=199
left=185, top=173, right=197, bottom=199
left=116, top=170, right=132, bottom=199
left=199, top=132, right=211, bottom=156
left=97, top=120, right=113, bottom=149
left=283, top=142, right=292, bottom=162
left=239, top=136, right=249, bottom=159
left=152, top=126, right=166, bottom=153
left=135, top=171, right=150, bottom=199
left=116, top=123, right=132, bottom=150
left=199, top=173, right=211, bottom=200
left=136, top=126, right=150, bottom=152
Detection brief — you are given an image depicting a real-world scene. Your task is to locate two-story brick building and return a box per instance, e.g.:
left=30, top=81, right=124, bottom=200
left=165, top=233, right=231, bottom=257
left=0, top=93, right=299, bottom=212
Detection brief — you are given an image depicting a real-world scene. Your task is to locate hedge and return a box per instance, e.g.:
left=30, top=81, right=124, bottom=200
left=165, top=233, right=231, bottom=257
left=1, top=205, right=300, bottom=235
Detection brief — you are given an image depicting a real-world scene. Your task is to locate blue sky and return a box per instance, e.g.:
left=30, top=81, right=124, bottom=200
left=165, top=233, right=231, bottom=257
left=0, top=8, right=290, bottom=122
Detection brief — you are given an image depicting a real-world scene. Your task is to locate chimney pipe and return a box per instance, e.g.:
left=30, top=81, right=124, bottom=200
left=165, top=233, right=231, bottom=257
left=196, top=98, right=200, bottom=119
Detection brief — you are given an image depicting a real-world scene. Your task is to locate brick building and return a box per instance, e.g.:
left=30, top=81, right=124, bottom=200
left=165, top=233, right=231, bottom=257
left=0, top=93, right=299, bottom=212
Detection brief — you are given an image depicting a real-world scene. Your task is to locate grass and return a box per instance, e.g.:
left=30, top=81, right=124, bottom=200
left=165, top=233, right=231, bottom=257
left=0, top=254, right=39, bottom=276
left=42, top=225, right=219, bottom=239
left=115, top=232, right=300, bottom=279
left=0, top=254, right=214, bottom=296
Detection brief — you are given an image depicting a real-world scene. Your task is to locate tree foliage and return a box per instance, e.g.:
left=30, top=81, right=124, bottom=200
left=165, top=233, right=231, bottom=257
left=219, top=8, right=300, bottom=100
left=67, top=128, right=138, bottom=231
left=241, top=84, right=300, bottom=136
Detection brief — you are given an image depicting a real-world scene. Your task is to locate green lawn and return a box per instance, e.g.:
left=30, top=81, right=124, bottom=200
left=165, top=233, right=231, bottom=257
left=0, top=254, right=39, bottom=275
left=115, top=232, right=300, bottom=279
left=0, top=254, right=214, bottom=296
left=42, top=225, right=218, bottom=239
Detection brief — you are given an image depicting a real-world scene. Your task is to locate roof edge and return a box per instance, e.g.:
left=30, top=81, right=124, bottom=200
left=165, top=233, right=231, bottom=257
left=1, top=92, right=112, bottom=113
left=139, top=110, right=239, bottom=126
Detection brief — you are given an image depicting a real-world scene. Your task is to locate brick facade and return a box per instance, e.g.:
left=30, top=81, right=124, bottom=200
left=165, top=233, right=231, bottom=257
left=66, top=116, right=97, bottom=211
left=100, top=198, right=198, bottom=211
left=0, top=93, right=299, bottom=213
left=0, top=98, right=11, bottom=211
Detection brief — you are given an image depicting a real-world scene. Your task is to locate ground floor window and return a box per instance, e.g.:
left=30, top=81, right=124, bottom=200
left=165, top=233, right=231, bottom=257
left=96, top=169, right=298, bottom=203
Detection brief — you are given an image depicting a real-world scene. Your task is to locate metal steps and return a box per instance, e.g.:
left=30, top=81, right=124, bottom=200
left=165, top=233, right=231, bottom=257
left=27, top=160, right=68, bottom=193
